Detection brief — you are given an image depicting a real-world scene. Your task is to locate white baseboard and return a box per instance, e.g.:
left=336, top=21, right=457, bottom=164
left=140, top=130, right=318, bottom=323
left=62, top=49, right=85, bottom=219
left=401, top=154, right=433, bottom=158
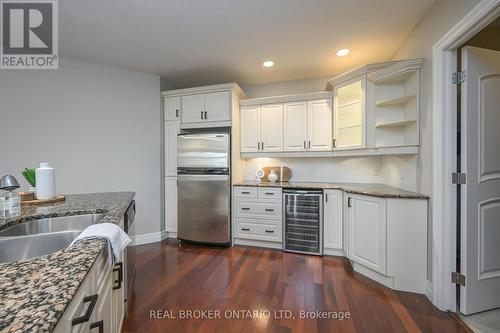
left=166, top=231, right=177, bottom=239
left=234, top=238, right=282, bottom=250
left=161, top=230, right=169, bottom=240
left=324, top=248, right=346, bottom=257
left=132, top=232, right=162, bottom=246
left=425, top=279, right=433, bottom=301
left=352, top=262, right=395, bottom=289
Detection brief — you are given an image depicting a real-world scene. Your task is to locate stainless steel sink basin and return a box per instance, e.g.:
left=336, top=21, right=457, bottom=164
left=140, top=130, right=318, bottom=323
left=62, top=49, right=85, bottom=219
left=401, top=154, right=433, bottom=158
left=0, top=214, right=104, bottom=264
left=0, top=231, right=82, bottom=263
left=0, top=214, right=104, bottom=237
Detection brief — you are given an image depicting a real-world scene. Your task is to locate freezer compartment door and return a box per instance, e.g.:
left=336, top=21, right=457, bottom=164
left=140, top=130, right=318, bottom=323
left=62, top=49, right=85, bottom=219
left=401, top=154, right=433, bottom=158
left=177, top=133, right=229, bottom=169
left=178, top=174, right=230, bottom=244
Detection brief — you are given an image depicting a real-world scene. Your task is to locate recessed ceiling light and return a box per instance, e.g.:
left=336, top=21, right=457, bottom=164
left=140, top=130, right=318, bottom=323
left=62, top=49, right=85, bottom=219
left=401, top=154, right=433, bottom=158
left=336, top=49, right=350, bottom=57
left=262, top=60, right=274, bottom=68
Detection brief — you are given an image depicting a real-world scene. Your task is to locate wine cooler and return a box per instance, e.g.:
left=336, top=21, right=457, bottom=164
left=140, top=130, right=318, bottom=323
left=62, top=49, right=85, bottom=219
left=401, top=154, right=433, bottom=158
left=283, top=189, right=323, bottom=256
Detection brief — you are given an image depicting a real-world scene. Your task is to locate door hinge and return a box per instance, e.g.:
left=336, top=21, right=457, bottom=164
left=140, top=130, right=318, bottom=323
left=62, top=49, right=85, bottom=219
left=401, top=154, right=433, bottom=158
left=452, top=172, right=466, bottom=185
left=452, top=71, right=466, bottom=84
left=452, top=272, right=465, bottom=286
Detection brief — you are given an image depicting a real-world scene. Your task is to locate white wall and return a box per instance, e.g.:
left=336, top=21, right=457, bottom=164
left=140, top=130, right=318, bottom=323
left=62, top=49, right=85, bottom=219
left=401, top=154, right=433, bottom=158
left=243, top=157, right=384, bottom=183
left=389, top=0, right=481, bottom=280
left=390, top=0, right=480, bottom=196
left=0, top=58, right=162, bottom=236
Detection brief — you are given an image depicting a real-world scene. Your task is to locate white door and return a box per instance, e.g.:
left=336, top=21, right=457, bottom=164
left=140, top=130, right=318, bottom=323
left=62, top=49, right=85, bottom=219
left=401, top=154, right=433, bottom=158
left=181, top=94, right=205, bottom=124
left=460, top=46, right=500, bottom=315
left=307, top=99, right=333, bottom=151
left=324, top=190, right=343, bottom=250
left=347, top=194, right=386, bottom=274
left=164, top=96, right=180, bottom=121
left=333, top=77, right=366, bottom=149
left=164, top=120, right=179, bottom=176
left=240, top=105, right=261, bottom=152
left=283, top=101, right=308, bottom=151
left=205, top=91, right=230, bottom=122
left=261, top=103, right=283, bottom=152
left=165, top=177, right=178, bottom=234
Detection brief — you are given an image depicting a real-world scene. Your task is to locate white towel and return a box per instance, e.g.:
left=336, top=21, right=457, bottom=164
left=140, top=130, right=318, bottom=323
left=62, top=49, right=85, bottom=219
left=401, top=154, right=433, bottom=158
left=69, top=223, right=131, bottom=263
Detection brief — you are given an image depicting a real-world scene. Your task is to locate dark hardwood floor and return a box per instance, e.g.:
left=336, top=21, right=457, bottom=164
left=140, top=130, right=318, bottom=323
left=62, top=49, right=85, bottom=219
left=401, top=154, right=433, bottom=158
left=123, top=239, right=470, bottom=333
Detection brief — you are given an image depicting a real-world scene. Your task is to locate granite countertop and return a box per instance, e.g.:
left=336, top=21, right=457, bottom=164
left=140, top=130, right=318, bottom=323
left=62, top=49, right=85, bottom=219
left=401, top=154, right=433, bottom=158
left=233, top=181, right=428, bottom=199
left=0, top=192, right=135, bottom=333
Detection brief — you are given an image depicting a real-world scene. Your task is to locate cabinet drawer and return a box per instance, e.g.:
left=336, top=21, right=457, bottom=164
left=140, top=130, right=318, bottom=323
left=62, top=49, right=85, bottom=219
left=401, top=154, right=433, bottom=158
left=258, top=187, right=282, bottom=199
left=234, top=187, right=258, bottom=198
left=235, top=200, right=282, bottom=219
left=235, top=220, right=282, bottom=242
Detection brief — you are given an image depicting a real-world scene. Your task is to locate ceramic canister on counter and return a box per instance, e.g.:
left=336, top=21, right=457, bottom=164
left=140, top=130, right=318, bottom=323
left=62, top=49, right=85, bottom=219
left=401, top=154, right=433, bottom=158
left=35, top=162, right=56, bottom=199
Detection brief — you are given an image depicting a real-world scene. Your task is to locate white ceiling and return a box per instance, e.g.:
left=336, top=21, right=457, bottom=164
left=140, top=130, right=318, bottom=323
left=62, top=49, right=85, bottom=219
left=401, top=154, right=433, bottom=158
left=60, top=0, right=436, bottom=88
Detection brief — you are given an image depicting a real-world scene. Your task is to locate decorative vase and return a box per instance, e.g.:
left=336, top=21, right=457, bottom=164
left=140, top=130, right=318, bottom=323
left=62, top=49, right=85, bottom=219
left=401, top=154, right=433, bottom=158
left=28, top=186, right=37, bottom=199
left=268, top=170, right=278, bottom=183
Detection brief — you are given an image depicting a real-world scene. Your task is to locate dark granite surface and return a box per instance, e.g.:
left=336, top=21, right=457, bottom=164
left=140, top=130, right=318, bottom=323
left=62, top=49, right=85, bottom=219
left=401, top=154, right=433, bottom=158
left=0, top=192, right=135, bottom=333
left=233, top=181, right=428, bottom=199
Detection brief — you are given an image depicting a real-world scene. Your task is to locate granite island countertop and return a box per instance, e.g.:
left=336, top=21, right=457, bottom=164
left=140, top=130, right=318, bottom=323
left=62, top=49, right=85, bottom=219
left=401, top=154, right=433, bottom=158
left=233, top=181, right=428, bottom=199
left=0, top=192, right=135, bottom=333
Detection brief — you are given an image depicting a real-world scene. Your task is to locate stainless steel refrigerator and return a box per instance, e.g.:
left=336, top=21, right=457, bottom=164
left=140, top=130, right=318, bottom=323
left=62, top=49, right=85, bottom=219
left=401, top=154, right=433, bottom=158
left=177, top=130, right=230, bottom=245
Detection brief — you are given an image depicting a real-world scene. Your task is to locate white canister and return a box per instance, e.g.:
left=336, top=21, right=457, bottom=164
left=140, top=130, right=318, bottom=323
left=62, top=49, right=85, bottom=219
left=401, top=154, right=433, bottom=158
left=35, top=162, right=56, bottom=199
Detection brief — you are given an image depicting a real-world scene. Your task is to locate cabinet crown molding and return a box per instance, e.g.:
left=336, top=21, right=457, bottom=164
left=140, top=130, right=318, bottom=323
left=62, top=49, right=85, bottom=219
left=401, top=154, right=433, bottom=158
left=367, top=58, right=424, bottom=83
left=240, top=91, right=332, bottom=106
left=325, top=61, right=400, bottom=90
left=162, top=82, right=246, bottom=99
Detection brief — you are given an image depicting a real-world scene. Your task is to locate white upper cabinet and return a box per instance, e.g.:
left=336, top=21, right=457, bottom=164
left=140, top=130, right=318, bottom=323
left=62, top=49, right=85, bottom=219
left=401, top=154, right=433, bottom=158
left=240, top=105, right=261, bottom=152
left=163, top=83, right=245, bottom=129
left=205, top=91, right=230, bottom=122
left=165, top=120, right=180, bottom=176
left=333, top=76, right=366, bottom=149
left=181, top=94, right=205, bottom=124
left=164, top=96, right=180, bottom=121
left=284, top=101, right=308, bottom=151
left=307, top=99, right=333, bottom=151
left=261, top=104, right=283, bottom=152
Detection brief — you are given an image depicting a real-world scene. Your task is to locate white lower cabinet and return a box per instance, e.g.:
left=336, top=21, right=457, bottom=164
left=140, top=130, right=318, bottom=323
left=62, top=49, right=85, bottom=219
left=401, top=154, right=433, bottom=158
left=165, top=177, right=178, bottom=236
left=323, top=189, right=343, bottom=255
left=344, top=193, right=427, bottom=294
left=54, top=249, right=125, bottom=333
left=346, top=194, right=387, bottom=274
left=232, top=186, right=282, bottom=249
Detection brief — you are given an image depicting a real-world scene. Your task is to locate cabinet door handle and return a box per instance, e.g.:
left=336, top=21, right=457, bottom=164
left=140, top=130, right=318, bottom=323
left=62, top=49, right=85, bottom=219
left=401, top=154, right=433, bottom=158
left=176, top=109, right=179, bottom=118
left=204, top=111, right=208, bottom=119
left=308, top=140, right=311, bottom=149
left=325, top=193, right=328, bottom=203
left=333, top=138, right=337, bottom=148
left=304, top=140, right=306, bottom=149
left=241, top=228, right=250, bottom=231
left=265, top=230, right=274, bottom=233
left=72, top=294, right=98, bottom=325
left=257, top=142, right=260, bottom=151
left=201, top=111, right=204, bottom=119
left=113, top=262, right=123, bottom=290
left=90, top=320, right=104, bottom=333
left=265, top=208, right=274, bottom=212
left=261, top=142, right=264, bottom=151
left=241, top=207, right=250, bottom=211
left=348, top=197, right=352, bottom=207
left=241, top=191, right=250, bottom=194
left=264, top=192, right=274, bottom=195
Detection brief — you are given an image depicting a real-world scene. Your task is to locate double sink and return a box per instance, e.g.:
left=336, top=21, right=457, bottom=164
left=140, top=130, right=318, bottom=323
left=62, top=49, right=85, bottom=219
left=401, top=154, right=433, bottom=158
left=0, top=214, right=104, bottom=264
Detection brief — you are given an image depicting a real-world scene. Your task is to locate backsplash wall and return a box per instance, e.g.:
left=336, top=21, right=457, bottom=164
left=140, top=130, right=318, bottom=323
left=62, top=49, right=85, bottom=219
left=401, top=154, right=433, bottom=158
left=241, top=155, right=417, bottom=191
